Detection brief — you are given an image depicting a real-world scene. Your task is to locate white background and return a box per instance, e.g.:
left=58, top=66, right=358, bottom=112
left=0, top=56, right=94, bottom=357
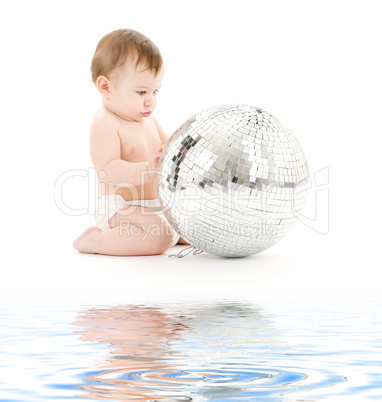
left=1, top=0, right=381, bottom=303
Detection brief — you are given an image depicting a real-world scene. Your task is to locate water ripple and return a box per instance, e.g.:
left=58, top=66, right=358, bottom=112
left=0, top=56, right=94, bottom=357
left=82, top=362, right=345, bottom=400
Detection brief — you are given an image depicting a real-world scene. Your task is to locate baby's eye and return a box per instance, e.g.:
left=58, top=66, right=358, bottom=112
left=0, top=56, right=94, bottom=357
left=154, top=89, right=160, bottom=94
left=137, top=91, right=146, bottom=96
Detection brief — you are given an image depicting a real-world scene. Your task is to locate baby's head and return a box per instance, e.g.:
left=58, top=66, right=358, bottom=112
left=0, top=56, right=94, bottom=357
left=91, top=28, right=163, bottom=85
left=91, top=29, right=164, bottom=121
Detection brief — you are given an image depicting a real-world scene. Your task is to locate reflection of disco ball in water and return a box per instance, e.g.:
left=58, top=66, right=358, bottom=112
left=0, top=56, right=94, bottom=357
left=157, top=104, right=310, bottom=257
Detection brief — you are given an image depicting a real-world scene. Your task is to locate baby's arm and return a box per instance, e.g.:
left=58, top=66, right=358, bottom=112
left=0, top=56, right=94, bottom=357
left=90, top=116, right=153, bottom=187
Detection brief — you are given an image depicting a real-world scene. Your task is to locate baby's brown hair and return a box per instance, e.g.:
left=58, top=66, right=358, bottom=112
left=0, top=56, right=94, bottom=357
left=91, top=28, right=163, bottom=84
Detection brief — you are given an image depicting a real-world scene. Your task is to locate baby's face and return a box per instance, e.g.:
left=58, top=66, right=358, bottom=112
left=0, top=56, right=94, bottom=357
left=108, top=60, right=164, bottom=122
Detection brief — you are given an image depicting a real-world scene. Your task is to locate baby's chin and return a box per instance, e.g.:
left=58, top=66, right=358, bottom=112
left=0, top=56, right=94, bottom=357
left=113, top=110, right=143, bottom=122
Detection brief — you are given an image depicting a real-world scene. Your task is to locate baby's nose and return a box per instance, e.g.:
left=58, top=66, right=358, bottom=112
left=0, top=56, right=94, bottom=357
left=144, top=96, right=153, bottom=107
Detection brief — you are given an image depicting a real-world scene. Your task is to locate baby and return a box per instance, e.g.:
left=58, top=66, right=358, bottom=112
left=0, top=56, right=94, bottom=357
left=73, top=29, right=189, bottom=256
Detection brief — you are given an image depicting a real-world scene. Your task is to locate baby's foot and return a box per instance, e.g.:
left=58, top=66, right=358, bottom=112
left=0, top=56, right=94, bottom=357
left=73, top=226, right=101, bottom=254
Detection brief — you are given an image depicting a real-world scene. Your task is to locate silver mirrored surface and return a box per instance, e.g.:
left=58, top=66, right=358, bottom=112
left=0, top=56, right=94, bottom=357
left=157, top=104, right=310, bottom=257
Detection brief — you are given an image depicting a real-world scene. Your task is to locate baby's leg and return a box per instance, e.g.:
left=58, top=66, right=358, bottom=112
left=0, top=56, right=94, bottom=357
left=73, top=206, right=174, bottom=256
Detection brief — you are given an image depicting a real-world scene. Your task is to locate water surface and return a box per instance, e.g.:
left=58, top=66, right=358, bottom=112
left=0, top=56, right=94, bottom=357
left=1, top=296, right=381, bottom=401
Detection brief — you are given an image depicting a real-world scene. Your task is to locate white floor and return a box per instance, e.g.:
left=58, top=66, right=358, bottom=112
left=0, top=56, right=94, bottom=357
left=3, top=205, right=380, bottom=310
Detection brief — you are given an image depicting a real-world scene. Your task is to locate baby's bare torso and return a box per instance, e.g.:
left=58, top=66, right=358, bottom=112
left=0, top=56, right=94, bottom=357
left=93, top=107, right=163, bottom=201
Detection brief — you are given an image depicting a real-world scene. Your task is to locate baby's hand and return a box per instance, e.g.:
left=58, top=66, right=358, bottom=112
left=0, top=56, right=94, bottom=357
left=147, top=144, right=164, bottom=180
left=153, top=144, right=164, bottom=171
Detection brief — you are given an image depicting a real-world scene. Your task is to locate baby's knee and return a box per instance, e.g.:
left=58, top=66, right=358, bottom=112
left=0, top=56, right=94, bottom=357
left=146, top=222, right=173, bottom=254
left=152, top=232, right=173, bottom=254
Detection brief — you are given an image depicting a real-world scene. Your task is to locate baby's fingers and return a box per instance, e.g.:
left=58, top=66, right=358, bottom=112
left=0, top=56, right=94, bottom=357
left=155, top=144, right=164, bottom=159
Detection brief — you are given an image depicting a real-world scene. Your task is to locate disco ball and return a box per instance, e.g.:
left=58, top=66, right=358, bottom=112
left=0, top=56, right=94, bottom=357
left=157, top=104, right=310, bottom=257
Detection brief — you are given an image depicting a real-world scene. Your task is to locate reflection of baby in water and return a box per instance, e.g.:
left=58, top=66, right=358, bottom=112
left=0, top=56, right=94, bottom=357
left=73, top=305, right=191, bottom=400
left=72, top=303, right=274, bottom=401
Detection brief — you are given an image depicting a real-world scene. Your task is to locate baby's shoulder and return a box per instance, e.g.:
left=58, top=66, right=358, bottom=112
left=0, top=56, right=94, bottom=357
left=89, top=108, right=118, bottom=141
left=91, top=108, right=115, bottom=130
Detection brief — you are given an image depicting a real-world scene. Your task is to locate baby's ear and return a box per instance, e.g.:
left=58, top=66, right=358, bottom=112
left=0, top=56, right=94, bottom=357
left=96, top=76, right=111, bottom=98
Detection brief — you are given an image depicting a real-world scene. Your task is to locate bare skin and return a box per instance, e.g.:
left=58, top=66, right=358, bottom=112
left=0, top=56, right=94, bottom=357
left=73, top=59, right=189, bottom=255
